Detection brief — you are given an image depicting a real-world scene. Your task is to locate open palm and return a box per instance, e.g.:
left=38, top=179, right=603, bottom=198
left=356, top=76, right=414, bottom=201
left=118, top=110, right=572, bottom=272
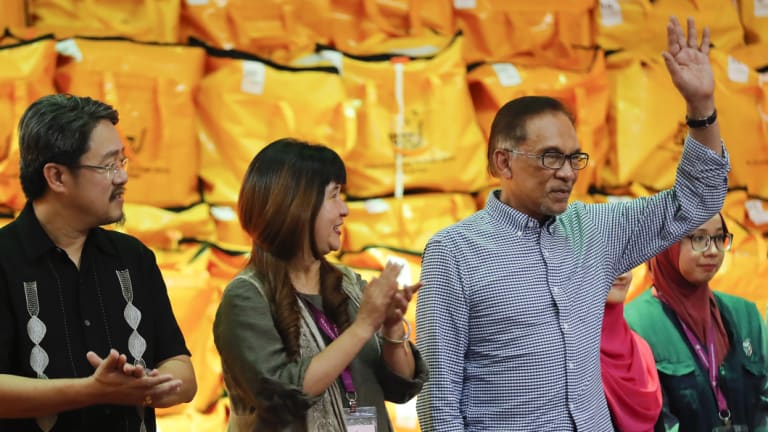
left=662, top=17, right=714, bottom=109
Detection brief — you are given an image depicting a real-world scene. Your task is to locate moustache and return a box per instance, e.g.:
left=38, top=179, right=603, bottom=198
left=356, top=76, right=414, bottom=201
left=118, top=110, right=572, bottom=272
left=110, top=188, right=125, bottom=201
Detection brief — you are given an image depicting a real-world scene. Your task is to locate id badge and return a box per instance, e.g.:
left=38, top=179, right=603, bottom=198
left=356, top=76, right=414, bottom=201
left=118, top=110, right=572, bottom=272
left=344, top=406, right=377, bottom=432
left=712, top=424, right=748, bottom=431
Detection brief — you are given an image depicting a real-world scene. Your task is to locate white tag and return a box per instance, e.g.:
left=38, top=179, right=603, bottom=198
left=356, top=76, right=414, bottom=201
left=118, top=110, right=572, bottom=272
left=454, top=0, right=476, bottom=9
left=56, top=39, right=83, bottom=62
left=344, top=406, right=377, bottom=431
left=727, top=56, right=750, bottom=83
left=390, top=45, right=439, bottom=57
left=605, top=195, right=633, bottom=203
left=241, top=61, right=266, bottom=95
left=364, top=199, right=390, bottom=214
left=319, top=49, right=344, bottom=75
left=745, top=199, right=768, bottom=225
left=210, top=205, right=238, bottom=222
left=755, top=0, right=768, bottom=17
left=491, top=63, right=522, bottom=87
left=599, top=0, right=623, bottom=26
left=185, top=0, right=208, bottom=5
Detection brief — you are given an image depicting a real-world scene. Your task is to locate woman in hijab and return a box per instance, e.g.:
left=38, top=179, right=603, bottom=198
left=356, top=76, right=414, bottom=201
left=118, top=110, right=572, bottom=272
left=625, top=213, right=768, bottom=431
left=601, top=271, right=662, bottom=431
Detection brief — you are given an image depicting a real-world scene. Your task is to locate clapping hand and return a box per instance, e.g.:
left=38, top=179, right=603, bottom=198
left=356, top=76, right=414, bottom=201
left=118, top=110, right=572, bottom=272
left=382, top=282, right=421, bottom=329
left=86, top=349, right=181, bottom=407
left=356, top=261, right=404, bottom=332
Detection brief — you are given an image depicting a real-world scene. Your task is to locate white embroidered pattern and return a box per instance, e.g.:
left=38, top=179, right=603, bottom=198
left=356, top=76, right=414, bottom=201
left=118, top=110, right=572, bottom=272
left=116, top=269, right=148, bottom=432
left=23, top=281, right=57, bottom=432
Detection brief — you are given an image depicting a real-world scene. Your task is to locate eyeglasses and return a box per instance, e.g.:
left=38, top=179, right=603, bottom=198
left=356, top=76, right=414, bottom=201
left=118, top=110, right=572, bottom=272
left=71, top=157, right=129, bottom=181
left=685, top=232, right=734, bottom=252
left=502, top=149, right=590, bottom=170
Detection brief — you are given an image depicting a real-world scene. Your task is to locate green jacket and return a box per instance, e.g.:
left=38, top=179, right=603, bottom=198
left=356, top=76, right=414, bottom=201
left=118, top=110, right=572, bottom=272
left=625, top=290, right=768, bottom=432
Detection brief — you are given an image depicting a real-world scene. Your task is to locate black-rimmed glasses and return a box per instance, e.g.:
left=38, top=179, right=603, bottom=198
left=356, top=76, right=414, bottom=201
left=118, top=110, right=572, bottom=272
left=502, top=149, right=589, bottom=170
left=71, top=157, right=129, bottom=181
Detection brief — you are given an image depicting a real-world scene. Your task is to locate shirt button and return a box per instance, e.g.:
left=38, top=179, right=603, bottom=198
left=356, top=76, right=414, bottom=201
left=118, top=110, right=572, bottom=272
left=567, top=361, right=574, bottom=369
left=84, top=319, right=91, bottom=327
left=553, top=287, right=560, bottom=294
left=543, top=250, right=549, bottom=258
left=563, top=323, right=569, bottom=331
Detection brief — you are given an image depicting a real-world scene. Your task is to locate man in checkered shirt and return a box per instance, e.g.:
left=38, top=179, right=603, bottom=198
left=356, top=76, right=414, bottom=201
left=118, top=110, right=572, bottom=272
left=416, top=17, right=728, bottom=431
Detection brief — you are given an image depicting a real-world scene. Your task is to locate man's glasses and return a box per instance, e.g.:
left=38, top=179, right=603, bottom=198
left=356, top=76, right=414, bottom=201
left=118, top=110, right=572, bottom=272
left=685, top=232, right=733, bottom=252
left=502, top=149, right=590, bottom=170
left=72, top=157, right=129, bottom=181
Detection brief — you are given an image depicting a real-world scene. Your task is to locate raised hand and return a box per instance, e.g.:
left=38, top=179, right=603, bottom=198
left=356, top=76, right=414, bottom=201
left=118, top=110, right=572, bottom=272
left=662, top=16, right=715, bottom=115
left=86, top=350, right=181, bottom=407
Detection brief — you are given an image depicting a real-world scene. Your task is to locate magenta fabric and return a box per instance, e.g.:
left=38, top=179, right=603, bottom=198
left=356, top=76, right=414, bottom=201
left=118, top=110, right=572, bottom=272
left=601, top=303, right=662, bottom=432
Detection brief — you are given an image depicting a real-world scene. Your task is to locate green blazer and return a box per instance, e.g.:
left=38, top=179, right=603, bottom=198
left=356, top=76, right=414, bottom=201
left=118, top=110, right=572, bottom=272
left=625, top=290, right=768, bottom=432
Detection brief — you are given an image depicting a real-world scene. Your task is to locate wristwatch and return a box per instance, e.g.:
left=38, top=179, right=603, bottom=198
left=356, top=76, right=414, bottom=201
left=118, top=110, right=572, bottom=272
left=685, top=109, right=717, bottom=129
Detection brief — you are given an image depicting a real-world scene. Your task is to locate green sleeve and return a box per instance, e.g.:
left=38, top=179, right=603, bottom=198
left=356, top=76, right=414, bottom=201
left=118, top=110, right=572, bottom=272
left=213, top=275, right=316, bottom=408
left=753, top=311, right=768, bottom=432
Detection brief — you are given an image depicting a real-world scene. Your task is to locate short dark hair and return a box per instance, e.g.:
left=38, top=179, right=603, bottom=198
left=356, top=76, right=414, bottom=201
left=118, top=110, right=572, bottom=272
left=18, top=94, right=119, bottom=200
left=487, top=96, right=574, bottom=176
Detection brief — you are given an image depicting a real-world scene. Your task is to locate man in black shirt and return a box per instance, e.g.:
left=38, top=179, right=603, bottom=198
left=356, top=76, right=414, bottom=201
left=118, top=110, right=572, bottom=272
left=0, top=94, right=197, bottom=431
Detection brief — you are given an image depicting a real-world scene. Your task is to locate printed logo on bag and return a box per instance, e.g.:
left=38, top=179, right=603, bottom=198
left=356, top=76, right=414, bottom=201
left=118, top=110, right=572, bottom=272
left=389, top=109, right=426, bottom=155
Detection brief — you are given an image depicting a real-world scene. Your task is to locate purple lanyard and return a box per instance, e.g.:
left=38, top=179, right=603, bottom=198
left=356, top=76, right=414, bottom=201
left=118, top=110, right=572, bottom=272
left=304, top=300, right=359, bottom=412
left=678, top=319, right=731, bottom=421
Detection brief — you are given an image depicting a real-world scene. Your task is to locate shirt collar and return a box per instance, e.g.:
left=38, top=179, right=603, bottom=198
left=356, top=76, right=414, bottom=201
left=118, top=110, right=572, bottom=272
left=17, top=201, right=120, bottom=261
left=485, top=190, right=557, bottom=233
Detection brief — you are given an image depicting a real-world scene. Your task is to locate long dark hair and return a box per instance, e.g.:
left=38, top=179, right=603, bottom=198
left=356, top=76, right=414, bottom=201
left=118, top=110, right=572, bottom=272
left=238, top=138, right=350, bottom=359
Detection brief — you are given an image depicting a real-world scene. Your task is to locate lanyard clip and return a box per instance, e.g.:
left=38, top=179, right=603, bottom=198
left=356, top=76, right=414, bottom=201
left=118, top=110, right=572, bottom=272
left=719, top=409, right=732, bottom=426
left=346, top=391, right=358, bottom=413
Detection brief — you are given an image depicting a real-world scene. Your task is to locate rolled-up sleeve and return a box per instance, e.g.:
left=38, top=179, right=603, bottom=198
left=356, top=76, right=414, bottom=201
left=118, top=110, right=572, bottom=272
left=586, top=135, right=731, bottom=275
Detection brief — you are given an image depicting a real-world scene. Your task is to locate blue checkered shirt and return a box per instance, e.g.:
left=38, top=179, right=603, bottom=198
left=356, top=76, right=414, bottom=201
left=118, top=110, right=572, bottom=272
left=416, top=136, right=729, bottom=431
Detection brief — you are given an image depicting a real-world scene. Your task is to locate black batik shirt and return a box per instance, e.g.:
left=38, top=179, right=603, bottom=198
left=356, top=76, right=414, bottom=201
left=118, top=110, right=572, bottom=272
left=0, top=202, right=190, bottom=432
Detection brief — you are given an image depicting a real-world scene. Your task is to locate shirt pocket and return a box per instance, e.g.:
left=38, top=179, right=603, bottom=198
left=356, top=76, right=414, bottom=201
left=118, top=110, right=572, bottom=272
left=657, top=361, right=704, bottom=416
left=740, top=356, right=766, bottom=403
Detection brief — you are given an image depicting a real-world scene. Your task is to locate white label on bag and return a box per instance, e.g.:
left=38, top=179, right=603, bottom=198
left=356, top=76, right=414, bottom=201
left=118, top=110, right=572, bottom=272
left=727, top=56, right=750, bottom=83
left=210, top=205, right=238, bottom=222
left=319, top=50, right=344, bottom=75
left=599, top=0, right=623, bottom=26
left=492, top=63, right=522, bottom=87
left=364, top=199, right=390, bottom=214
left=606, top=195, right=633, bottom=203
left=185, top=0, right=208, bottom=5
left=241, top=61, right=266, bottom=95
left=745, top=199, right=768, bottom=225
left=56, top=39, right=83, bottom=62
left=454, top=0, right=476, bottom=9
left=756, top=0, right=768, bottom=17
